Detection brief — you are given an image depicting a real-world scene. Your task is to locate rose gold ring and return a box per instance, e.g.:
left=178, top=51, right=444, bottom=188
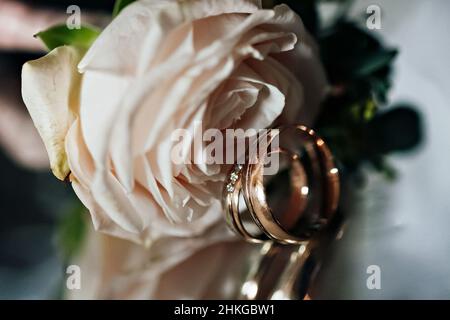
left=223, top=125, right=340, bottom=245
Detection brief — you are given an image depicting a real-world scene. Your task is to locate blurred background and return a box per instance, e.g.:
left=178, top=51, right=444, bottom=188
left=0, top=0, right=113, bottom=299
left=0, top=0, right=449, bottom=299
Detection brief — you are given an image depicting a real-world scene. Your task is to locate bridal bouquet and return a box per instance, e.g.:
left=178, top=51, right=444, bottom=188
left=21, top=0, right=421, bottom=299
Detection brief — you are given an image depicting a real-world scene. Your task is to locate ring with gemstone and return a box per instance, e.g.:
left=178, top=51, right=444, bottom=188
left=222, top=125, right=340, bottom=245
left=223, top=162, right=267, bottom=243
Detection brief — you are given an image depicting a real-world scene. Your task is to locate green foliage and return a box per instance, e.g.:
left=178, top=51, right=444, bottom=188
left=316, top=98, right=422, bottom=175
left=35, top=25, right=100, bottom=51
left=113, top=0, right=137, bottom=17
left=318, top=21, right=397, bottom=103
left=57, top=202, right=87, bottom=262
left=367, top=106, right=422, bottom=154
left=313, top=21, right=422, bottom=176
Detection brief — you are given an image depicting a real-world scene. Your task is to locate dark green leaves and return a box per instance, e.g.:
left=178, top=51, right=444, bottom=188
left=313, top=19, right=423, bottom=178
left=316, top=100, right=423, bottom=176
left=35, top=25, right=100, bottom=51
left=353, top=50, right=398, bottom=78
left=367, top=106, right=423, bottom=154
left=113, top=0, right=137, bottom=17
left=319, top=22, right=397, bottom=84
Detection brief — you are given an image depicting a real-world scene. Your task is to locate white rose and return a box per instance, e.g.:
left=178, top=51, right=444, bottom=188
left=22, top=0, right=327, bottom=244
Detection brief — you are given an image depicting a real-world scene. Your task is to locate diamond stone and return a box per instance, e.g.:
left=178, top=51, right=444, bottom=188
left=226, top=183, right=235, bottom=193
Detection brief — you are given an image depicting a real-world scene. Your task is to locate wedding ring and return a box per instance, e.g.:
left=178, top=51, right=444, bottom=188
left=223, top=163, right=267, bottom=243
left=223, top=125, right=340, bottom=245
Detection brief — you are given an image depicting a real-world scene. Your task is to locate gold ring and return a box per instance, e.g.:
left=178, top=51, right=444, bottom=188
left=223, top=125, right=340, bottom=245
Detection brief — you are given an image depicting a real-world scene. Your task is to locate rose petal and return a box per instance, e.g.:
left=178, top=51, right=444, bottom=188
left=67, top=220, right=237, bottom=299
left=79, top=0, right=261, bottom=75
left=22, top=46, right=83, bottom=180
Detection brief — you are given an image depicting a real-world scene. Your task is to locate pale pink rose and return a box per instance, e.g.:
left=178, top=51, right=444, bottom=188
left=22, top=0, right=327, bottom=245
left=68, top=223, right=254, bottom=299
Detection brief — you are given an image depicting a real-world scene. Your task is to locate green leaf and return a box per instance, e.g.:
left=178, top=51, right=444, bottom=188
left=57, top=202, right=87, bottom=261
left=370, top=157, right=397, bottom=181
left=367, top=106, right=423, bottom=154
left=113, top=0, right=137, bottom=17
left=35, top=25, right=100, bottom=51
left=353, top=50, right=398, bottom=77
